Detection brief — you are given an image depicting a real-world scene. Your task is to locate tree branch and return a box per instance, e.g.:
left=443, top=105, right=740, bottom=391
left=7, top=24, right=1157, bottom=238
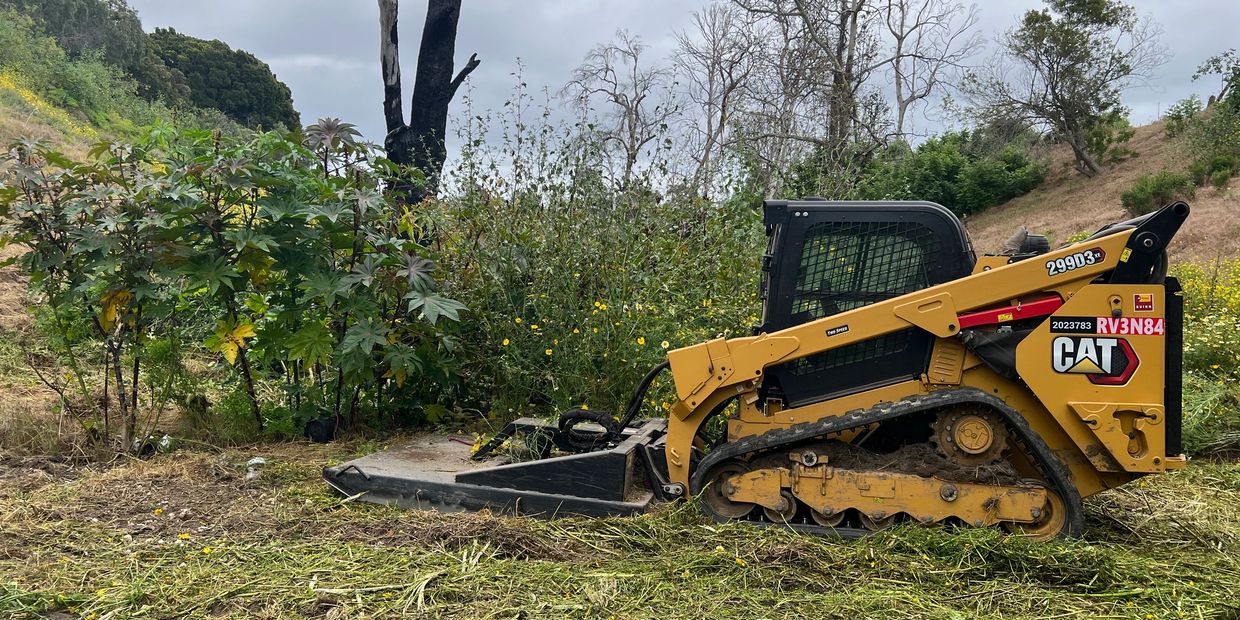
left=449, top=52, right=481, bottom=98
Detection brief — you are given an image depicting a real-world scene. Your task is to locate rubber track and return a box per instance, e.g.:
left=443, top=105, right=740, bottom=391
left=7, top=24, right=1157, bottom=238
left=689, top=388, right=1086, bottom=538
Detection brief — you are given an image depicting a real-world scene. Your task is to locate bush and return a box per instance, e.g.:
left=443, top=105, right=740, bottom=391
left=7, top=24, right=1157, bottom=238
left=1120, top=170, right=1195, bottom=216
left=851, top=129, right=1048, bottom=217
left=0, top=120, right=466, bottom=449
left=1212, top=169, right=1232, bottom=190
left=1172, top=260, right=1240, bottom=456
left=1164, top=96, right=1203, bottom=137
left=433, top=99, right=763, bottom=419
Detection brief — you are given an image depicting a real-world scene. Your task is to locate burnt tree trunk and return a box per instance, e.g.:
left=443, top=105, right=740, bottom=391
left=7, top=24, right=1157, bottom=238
left=378, top=0, right=479, bottom=201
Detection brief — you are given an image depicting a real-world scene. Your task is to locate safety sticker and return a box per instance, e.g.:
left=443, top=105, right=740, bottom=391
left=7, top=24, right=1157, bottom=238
left=1052, top=336, right=1139, bottom=385
left=1049, top=316, right=1165, bottom=336
left=1134, top=293, right=1155, bottom=312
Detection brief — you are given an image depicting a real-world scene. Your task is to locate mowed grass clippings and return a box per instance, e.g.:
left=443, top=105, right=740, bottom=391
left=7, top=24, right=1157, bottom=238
left=0, top=446, right=1238, bottom=619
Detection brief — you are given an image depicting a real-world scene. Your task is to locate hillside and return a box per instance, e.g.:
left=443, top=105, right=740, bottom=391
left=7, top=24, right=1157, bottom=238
left=964, top=121, right=1238, bottom=262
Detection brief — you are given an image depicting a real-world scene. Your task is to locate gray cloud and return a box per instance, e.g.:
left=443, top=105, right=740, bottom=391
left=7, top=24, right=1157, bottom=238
left=128, top=0, right=1236, bottom=148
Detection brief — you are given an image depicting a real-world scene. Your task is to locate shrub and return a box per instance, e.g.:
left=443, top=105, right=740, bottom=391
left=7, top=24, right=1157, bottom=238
left=0, top=120, right=466, bottom=449
left=1120, top=170, right=1195, bottom=216
left=851, top=129, right=1048, bottom=217
left=1164, top=96, right=1203, bottom=137
left=1172, top=260, right=1240, bottom=456
left=433, top=99, right=763, bottom=420
left=1188, top=160, right=1210, bottom=186
left=1212, top=169, right=1232, bottom=191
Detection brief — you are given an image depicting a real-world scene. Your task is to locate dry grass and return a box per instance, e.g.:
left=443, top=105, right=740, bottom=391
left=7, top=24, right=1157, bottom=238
left=0, top=443, right=1238, bottom=618
left=965, top=121, right=1240, bottom=262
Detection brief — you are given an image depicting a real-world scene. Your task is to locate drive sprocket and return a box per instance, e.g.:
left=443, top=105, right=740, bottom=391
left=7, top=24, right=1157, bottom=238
left=930, top=406, right=1008, bottom=465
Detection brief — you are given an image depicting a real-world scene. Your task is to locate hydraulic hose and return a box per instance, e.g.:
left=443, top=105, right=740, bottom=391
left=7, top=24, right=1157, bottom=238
left=557, top=360, right=671, bottom=451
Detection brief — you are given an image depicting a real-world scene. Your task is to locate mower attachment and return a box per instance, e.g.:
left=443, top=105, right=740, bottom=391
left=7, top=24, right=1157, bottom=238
left=322, top=418, right=668, bottom=517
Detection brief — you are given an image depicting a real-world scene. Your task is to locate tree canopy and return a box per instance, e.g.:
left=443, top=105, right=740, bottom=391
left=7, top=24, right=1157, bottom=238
left=0, top=0, right=145, bottom=70
left=147, top=28, right=300, bottom=130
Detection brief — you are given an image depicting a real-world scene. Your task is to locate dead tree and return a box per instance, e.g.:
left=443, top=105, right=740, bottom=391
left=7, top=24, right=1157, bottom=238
left=563, top=30, right=678, bottom=190
left=883, top=0, right=980, bottom=140
left=674, top=3, right=761, bottom=199
left=378, top=0, right=480, bottom=199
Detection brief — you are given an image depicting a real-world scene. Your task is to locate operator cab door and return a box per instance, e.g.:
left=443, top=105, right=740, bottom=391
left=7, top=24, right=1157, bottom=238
left=759, top=200, right=976, bottom=407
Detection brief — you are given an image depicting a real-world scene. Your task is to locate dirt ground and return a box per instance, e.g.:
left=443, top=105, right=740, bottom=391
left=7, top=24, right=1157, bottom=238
left=965, top=121, right=1239, bottom=262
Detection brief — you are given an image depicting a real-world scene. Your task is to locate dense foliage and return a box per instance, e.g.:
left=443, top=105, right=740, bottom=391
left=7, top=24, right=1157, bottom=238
left=0, top=97, right=766, bottom=446
left=781, top=122, right=1048, bottom=218
left=1119, top=170, right=1195, bottom=216
left=1175, top=260, right=1240, bottom=455
left=0, top=8, right=171, bottom=133
left=0, top=0, right=145, bottom=70
left=0, top=122, right=464, bottom=446
left=843, top=128, right=1048, bottom=216
left=0, top=0, right=295, bottom=129
left=147, top=28, right=300, bottom=130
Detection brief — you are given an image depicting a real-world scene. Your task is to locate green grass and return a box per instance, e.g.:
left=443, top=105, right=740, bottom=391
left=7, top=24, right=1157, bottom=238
left=1, top=445, right=1238, bottom=619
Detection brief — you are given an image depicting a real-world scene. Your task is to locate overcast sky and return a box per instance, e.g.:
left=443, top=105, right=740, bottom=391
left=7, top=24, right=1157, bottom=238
left=127, top=0, right=1235, bottom=150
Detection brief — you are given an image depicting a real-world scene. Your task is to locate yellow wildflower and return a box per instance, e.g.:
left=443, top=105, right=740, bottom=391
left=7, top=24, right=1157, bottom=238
left=514, top=317, right=523, bottom=324
left=660, top=340, right=670, bottom=349
left=531, top=324, right=540, bottom=330
left=502, top=338, right=510, bottom=346
left=581, top=404, right=589, bottom=410
left=735, top=557, right=746, bottom=567
left=637, top=337, right=646, bottom=346
left=573, top=328, right=580, bottom=334
left=593, top=327, right=599, bottom=333
left=177, top=533, right=190, bottom=540
left=153, top=507, right=164, bottom=516
left=545, top=348, right=553, bottom=356
left=202, top=546, right=214, bottom=554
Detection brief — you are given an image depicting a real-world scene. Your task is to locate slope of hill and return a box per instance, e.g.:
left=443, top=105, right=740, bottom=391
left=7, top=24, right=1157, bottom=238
left=964, top=121, right=1238, bottom=263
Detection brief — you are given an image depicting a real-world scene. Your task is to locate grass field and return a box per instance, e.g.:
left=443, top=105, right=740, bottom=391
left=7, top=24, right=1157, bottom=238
left=1, top=440, right=1238, bottom=619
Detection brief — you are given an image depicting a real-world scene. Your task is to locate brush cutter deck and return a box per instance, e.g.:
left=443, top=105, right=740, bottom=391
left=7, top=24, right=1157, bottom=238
left=322, top=418, right=669, bottom=517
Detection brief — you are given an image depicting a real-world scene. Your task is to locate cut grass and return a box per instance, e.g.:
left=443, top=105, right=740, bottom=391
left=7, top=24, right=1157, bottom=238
left=1, top=444, right=1238, bottom=619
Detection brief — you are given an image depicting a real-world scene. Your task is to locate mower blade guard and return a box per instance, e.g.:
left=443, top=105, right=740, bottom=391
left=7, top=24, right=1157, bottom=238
left=322, top=418, right=666, bottom=517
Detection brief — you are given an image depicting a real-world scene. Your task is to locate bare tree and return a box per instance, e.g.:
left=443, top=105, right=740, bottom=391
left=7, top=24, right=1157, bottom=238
left=883, top=0, right=981, bottom=139
left=674, top=3, right=761, bottom=199
left=963, top=0, right=1165, bottom=176
left=719, top=0, right=982, bottom=196
left=379, top=0, right=480, bottom=198
left=563, top=30, right=678, bottom=189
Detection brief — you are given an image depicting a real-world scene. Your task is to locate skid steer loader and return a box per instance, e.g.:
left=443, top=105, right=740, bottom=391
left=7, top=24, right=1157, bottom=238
left=325, top=200, right=1190, bottom=539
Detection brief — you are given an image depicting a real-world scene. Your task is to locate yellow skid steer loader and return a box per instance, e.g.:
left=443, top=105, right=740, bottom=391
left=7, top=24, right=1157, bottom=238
left=325, top=200, right=1190, bottom=539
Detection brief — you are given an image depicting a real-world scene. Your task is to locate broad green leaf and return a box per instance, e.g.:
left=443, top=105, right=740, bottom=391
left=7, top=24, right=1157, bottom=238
left=179, top=255, right=240, bottom=296
left=288, top=322, right=335, bottom=366
left=341, top=318, right=390, bottom=356
left=299, top=271, right=349, bottom=306
left=405, top=291, right=467, bottom=326
left=381, top=344, right=422, bottom=387
left=343, top=254, right=386, bottom=288
left=397, top=253, right=437, bottom=292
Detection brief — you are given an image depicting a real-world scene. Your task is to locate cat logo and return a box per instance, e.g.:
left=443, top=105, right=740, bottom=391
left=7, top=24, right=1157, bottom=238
left=1051, top=336, right=1139, bottom=385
